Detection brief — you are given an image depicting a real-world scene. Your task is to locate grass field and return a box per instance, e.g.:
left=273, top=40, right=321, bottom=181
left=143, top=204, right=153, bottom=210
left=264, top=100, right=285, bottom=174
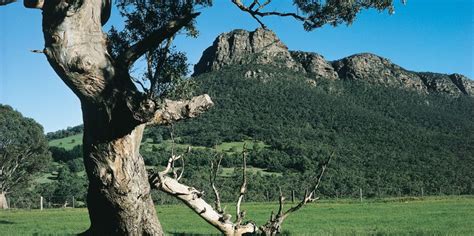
left=48, top=133, right=83, bottom=150
left=50, top=133, right=267, bottom=155
left=0, top=196, right=472, bottom=235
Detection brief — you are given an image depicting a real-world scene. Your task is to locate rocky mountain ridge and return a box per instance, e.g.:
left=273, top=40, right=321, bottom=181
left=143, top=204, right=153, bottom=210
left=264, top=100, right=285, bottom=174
left=193, top=28, right=473, bottom=96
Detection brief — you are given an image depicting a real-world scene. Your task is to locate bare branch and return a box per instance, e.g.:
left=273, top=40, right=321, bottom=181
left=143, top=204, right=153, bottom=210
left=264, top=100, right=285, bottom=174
left=277, top=187, right=284, bottom=216
left=259, top=153, right=334, bottom=234
left=210, top=154, right=224, bottom=213
left=118, top=13, right=200, bottom=68
left=150, top=94, right=214, bottom=125
left=161, top=154, right=182, bottom=175
left=231, top=0, right=306, bottom=28
left=149, top=171, right=257, bottom=235
left=176, top=146, right=189, bottom=181
left=0, top=0, right=15, bottom=6
left=235, top=144, right=248, bottom=225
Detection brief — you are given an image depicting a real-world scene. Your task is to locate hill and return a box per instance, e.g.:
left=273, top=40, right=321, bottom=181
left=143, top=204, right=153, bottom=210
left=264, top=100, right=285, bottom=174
left=163, top=28, right=474, bottom=196
left=47, top=28, right=474, bottom=199
left=194, top=28, right=473, bottom=96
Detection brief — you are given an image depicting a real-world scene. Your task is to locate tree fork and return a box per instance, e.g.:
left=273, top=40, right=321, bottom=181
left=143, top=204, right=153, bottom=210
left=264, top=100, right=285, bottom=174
left=24, top=0, right=213, bottom=234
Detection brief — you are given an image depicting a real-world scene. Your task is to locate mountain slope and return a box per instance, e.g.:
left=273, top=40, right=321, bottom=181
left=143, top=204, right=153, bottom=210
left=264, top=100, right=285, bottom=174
left=169, top=63, right=474, bottom=195
left=194, top=28, right=473, bottom=96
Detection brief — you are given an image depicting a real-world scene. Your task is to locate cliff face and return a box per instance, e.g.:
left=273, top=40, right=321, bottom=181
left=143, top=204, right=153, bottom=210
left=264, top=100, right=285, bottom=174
left=331, top=53, right=427, bottom=92
left=193, top=28, right=473, bottom=96
left=193, top=28, right=303, bottom=76
left=290, top=51, right=339, bottom=80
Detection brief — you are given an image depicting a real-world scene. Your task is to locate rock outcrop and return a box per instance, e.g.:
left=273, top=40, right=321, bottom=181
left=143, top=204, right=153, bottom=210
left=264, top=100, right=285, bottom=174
left=193, top=28, right=473, bottom=96
left=193, top=28, right=303, bottom=76
left=331, top=53, right=426, bottom=92
left=290, top=51, right=339, bottom=80
left=415, top=73, right=474, bottom=96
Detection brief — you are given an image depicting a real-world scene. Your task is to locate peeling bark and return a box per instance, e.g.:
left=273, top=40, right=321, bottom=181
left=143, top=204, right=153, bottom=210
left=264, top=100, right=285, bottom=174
left=22, top=0, right=213, bottom=234
left=81, top=120, right=162, bottom=235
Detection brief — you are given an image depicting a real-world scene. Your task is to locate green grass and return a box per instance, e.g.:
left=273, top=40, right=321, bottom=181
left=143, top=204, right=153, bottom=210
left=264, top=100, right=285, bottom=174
left=215, top=140, right=268, bottom=153
left=50, top=132, right=268, bottom=156
left=220, top=167, right=282, bottom=177
left=48, top=133, right=83, bottom=150
left=142, top=139, right=268, bottom=154
left=0, top=196, right=472, bottom=235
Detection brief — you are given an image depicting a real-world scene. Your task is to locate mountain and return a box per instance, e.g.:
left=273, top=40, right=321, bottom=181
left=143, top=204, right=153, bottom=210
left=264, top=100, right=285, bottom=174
left=194, top=28, right=473, bottom=96
left=160, top=28, right=474, bottom=196
left=48, top=28, right=474, bottom=197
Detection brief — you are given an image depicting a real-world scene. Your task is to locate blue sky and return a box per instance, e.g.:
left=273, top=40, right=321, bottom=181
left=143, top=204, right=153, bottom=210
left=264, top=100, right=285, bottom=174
left=0, top=0, right=472, bottom=133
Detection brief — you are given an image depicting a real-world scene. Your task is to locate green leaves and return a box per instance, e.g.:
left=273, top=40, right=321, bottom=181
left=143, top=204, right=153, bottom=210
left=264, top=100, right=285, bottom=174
left=0, top=105, right=51, bottom=193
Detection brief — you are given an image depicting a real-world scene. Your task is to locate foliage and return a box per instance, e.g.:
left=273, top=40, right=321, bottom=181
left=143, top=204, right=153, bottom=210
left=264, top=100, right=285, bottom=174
left=146, top=65, right=474, bottom=196
left=108, top=0, right=211, bottom=101
left=45, top=125, right=83, bottom=141
left=0, top=105, right=51, bottom=194
left=35, top=166, right=88, bottom=205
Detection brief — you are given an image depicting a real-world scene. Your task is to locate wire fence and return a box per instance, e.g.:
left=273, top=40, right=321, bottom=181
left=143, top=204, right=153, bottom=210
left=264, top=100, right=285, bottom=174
left=4, top=195, right=84, bottom=210
left=1, top=185, right=467, bottom=210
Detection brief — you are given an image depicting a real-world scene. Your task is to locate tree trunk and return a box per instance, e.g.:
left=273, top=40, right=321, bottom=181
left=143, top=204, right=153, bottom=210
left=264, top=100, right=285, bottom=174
left=24, top=1, right=211, bottom=234
left=81, top=108, right=162, bottom=235
left=30, top=1, right=163, bottom=234
left=0, top=192, right=8, bottom=209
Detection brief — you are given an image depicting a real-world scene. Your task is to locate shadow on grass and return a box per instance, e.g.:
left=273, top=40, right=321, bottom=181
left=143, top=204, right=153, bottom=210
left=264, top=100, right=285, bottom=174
left=0, top=220, right=15, bottom=224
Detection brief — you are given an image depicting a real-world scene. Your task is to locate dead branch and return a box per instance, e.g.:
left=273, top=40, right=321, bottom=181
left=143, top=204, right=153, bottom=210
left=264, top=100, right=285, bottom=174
left=0, top=0, right=16, bottom=6
left=149, top=163, right=257, bottom=235
left=235, top=144, right=248, bottom=225
left=161, top=154, right=182, bottom=176
left=150, top=94, right=214, bottom=125
left=259, top=153, right=333, bottom=235
left=176, top=147, right=189, bottom=181
left=210, top=154, right=224, bottom=213
left=150, top=142, right=333, bottom=235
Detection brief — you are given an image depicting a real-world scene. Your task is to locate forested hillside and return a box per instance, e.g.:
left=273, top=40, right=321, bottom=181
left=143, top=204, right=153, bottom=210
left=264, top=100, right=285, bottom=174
left=42, top=28, right=474, bottom=203
left=145, top=63, right=474, bottom=197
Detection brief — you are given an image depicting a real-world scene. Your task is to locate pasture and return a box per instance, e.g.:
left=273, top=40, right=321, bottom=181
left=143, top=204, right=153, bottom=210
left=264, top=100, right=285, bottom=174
left=0, top=196, right=472, bottom=235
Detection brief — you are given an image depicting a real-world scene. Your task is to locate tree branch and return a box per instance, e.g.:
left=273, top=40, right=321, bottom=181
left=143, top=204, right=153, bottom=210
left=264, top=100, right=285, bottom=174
left=235, top=145, right=248, bottom=225
left=149, top=148, right=333, bottom=235
left=259, top=153, right=334, bottom=234
left=150, top=94, right=214, bottom=125
left=118, top=12, right=200, bottom=68
left=210, top=154, right=224, bottom=213
left=0, top=0, right=15, bottom=6
left=149, top=170, right=257, bottom=235
left=231, top=0, right=306, bottom=28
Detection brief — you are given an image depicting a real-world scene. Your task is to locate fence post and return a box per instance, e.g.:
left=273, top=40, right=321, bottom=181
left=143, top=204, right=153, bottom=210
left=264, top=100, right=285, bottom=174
left=291, top=190, right=295, bottom=203
left=40, top=196, right=43, bottom=211
left=72, top=196, right=75, bottom=208
left=421, top=187, right=424, bottom=197
left=359, top=188, right=363, bottom=202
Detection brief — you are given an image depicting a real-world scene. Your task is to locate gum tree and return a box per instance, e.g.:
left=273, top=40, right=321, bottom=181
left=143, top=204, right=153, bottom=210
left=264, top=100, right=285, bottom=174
left=2, top=0, right=399, bottom=234
left=0, top=105, right=50, bottom=209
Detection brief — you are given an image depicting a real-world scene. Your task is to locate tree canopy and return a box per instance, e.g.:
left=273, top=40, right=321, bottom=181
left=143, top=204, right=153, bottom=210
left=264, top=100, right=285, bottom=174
left=0, top=105, right=50, bottom=195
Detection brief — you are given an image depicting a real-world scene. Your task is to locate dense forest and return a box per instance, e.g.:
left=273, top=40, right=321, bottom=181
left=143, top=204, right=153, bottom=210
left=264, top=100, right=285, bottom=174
left=31, top=63, right=473, bottom=206
left=148, top=64, right=474, bottom=198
